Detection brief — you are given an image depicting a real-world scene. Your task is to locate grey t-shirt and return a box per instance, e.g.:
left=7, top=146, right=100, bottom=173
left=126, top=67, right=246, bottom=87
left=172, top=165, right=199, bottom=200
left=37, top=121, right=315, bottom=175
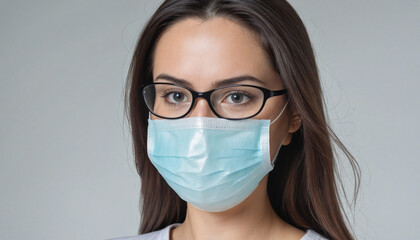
left=107, top=223, right=328, bottom=240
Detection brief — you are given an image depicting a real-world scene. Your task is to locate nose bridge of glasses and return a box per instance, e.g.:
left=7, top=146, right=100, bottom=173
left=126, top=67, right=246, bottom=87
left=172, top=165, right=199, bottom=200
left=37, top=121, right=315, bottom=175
left=187, top=91, right=217, bottom=118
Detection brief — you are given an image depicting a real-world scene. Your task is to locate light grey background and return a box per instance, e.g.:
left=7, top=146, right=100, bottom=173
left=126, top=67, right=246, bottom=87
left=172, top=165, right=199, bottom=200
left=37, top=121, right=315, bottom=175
left=0, top=1, right=418, bottom=239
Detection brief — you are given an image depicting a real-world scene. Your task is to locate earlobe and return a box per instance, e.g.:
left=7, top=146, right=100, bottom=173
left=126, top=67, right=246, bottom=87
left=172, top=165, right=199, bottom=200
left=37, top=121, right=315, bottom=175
left=288, top=112, right=302, bottom=134
left=282, top=114, right=301, bottom=146
left=282, top=133, right=293, bottom=146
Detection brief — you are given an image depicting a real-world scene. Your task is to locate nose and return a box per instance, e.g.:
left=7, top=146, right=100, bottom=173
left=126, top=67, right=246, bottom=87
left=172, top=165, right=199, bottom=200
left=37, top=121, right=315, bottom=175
left=186, top=97, right=217, bottom=118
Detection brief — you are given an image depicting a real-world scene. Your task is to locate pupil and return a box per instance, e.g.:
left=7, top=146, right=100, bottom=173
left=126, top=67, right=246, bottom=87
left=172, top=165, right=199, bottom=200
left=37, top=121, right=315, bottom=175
left=232, top=94, right=242, bottom=103
left=174, top=93, right=183, bottom=101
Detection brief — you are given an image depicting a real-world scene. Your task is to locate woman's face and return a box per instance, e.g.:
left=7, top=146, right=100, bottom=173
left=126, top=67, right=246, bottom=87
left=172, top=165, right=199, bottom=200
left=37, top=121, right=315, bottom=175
left=152, top=17, right=294, bottom=159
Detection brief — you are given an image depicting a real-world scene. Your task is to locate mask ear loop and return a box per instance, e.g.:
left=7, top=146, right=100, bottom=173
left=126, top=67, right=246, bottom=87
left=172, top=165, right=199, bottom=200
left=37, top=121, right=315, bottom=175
left=271, top=135, right=287, bottom=166
left=148, top=111, right=151, bottom=119
left=269, top=99, right=289, bottom=126
left=269, top=99, right=290, bottom=166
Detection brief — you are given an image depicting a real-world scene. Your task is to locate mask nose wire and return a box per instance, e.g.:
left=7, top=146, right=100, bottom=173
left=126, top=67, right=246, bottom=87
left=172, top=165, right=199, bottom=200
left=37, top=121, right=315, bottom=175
left=269, top=99, right=289, bottom=126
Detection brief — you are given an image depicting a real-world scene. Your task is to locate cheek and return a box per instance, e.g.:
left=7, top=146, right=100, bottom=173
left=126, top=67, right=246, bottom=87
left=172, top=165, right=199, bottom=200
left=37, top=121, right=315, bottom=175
left=256, top=99, right=290, bottom=159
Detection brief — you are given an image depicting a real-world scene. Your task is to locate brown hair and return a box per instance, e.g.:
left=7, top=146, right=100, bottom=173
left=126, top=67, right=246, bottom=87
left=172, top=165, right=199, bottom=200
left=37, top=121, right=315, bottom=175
left=124, top=0, right=361, bottom=239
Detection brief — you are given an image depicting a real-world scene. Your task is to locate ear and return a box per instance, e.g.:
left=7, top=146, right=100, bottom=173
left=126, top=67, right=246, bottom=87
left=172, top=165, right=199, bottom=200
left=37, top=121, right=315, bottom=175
left=282, top=111, right=302, bottom=145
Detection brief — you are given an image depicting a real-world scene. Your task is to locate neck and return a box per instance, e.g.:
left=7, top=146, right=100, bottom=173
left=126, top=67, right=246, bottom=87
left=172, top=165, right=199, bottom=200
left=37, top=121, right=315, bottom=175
left=171, top=176, right=288, bottom=240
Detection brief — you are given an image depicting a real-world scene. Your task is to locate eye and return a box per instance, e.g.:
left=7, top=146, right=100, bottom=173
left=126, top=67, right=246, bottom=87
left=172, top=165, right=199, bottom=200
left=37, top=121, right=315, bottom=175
left=166, top=91, right=188, bottom=103
left=225, top=92, right=250, bottom=104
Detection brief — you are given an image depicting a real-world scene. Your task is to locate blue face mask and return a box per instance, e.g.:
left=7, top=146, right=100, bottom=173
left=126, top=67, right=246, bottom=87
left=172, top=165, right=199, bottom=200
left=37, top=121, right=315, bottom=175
left=147, top=101, right=289, bottom=212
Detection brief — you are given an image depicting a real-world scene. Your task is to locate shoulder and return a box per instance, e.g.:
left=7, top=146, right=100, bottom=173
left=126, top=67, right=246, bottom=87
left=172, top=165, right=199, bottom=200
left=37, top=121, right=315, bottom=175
left=301, top=229, right=329, bottom=240
left=106, top=223, right=181, bottom=240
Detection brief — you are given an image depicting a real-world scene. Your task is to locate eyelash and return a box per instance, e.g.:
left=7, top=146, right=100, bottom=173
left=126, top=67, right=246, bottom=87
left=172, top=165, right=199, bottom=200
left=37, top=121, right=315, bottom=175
left=224, top=91, right=254, bottom=103
left=160, top=89, right=190, bottom=105
left=158, top=88, right=256, bottom=108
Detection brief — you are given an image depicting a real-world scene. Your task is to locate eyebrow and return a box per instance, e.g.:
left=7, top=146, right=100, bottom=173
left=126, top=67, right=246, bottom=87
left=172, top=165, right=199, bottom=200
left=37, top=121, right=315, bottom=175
left=154, top=73, right=266, bottom=88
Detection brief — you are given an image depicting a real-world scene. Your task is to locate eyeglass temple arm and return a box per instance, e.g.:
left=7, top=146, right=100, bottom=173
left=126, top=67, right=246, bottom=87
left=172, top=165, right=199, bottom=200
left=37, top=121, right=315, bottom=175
left=270, top=89, right=288, bottom=97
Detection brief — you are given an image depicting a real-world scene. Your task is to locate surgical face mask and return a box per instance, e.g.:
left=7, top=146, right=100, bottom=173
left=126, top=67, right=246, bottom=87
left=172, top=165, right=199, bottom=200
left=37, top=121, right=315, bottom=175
left=147, top=100, right=289, bottom=212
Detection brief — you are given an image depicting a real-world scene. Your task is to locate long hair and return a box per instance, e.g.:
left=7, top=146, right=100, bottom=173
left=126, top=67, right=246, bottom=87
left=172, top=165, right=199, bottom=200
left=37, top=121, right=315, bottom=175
left=124, top=0, right=361, bottom=239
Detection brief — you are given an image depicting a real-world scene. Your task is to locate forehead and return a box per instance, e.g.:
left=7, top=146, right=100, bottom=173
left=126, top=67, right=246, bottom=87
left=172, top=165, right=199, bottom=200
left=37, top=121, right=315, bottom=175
left=152, top=17, right=280, bottom=90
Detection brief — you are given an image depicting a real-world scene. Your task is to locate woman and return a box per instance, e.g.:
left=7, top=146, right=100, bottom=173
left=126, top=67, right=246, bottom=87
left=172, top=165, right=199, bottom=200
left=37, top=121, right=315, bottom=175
left=111, top=0, right=360, bottom=239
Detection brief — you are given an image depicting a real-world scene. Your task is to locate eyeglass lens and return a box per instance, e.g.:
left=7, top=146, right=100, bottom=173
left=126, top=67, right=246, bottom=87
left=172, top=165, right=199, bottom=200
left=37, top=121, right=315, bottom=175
left=143, top=84, right=265, bottom=119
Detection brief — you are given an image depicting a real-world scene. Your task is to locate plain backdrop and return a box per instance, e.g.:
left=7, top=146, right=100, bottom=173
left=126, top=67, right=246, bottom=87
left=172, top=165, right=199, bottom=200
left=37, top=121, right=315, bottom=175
left=0, top=1, right=418, bottom=239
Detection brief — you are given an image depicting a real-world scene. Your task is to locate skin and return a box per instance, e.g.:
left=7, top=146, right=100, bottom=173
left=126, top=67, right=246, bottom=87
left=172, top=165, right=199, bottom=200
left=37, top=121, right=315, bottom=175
left=152, top=17, right=303, bottom=240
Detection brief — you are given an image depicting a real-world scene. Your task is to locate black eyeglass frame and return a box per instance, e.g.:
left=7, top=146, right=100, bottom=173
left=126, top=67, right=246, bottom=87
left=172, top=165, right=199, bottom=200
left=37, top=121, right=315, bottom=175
left=139, top=82, right=288, bottom=120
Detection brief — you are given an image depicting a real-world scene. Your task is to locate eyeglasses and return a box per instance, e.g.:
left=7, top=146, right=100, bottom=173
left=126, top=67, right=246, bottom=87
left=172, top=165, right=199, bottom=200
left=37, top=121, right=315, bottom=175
left=140, top=82, right=288, bottom=120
